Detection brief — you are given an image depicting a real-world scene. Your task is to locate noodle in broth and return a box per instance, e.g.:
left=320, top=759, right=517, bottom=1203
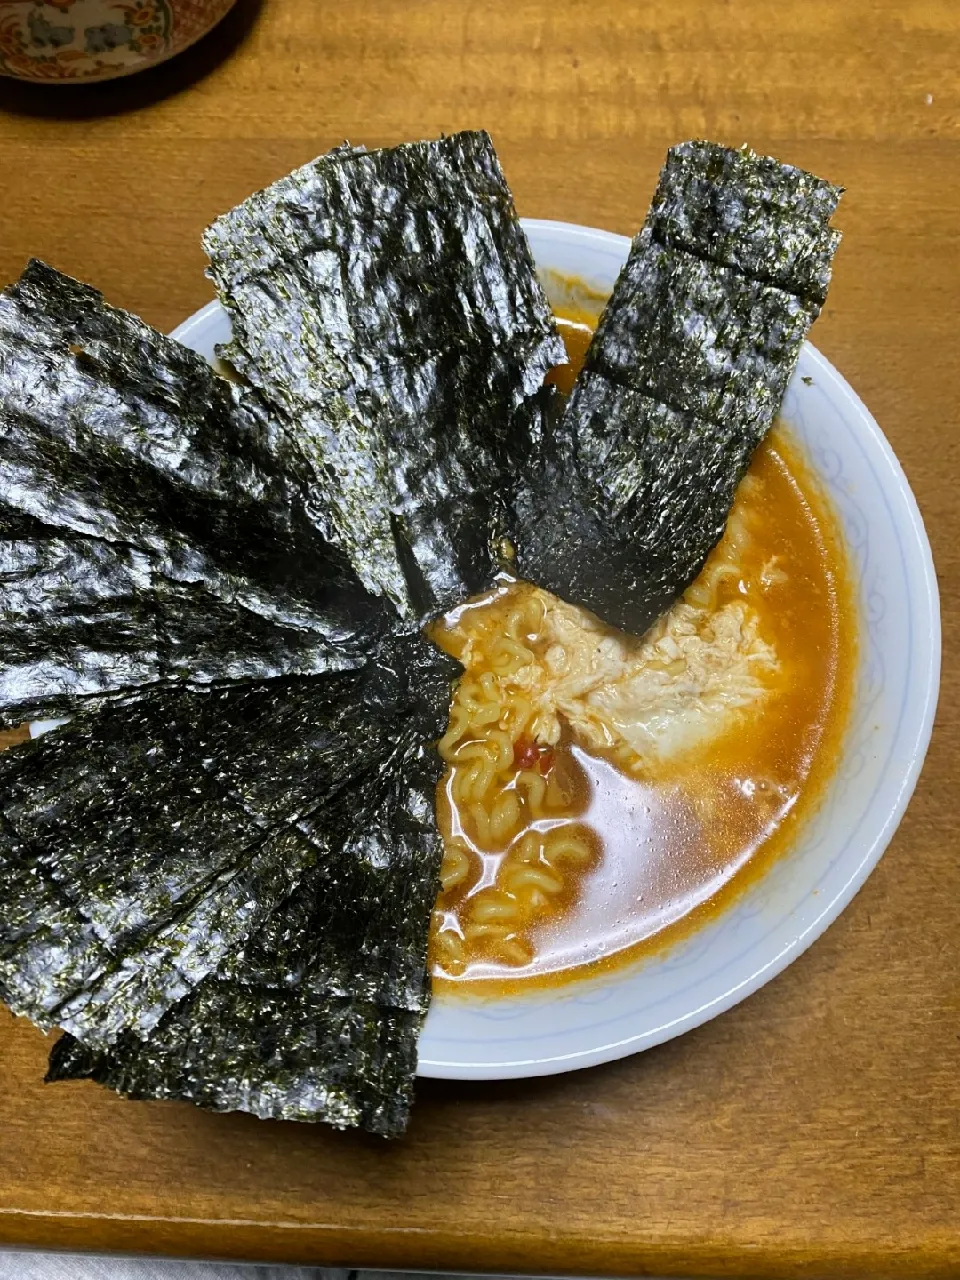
left=428, top=307, right=855, bottom=990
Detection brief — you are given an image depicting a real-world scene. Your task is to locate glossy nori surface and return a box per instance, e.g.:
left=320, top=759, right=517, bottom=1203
left=0, top=261, right=395, bottom=725
left=49, top=995, right=423, bottom=1138
left=647, top=140, right=842, bottom=303
left=2, top=631, right=455, bottom=1135
left=513, top=142, right=842, bottom=635
left=204, top=129, right=565, bottom=620
left=0, top=132, right=561, bottom=1134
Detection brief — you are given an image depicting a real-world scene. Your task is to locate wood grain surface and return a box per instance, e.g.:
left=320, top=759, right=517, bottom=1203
left=0, top=1, right=957, bottom=1276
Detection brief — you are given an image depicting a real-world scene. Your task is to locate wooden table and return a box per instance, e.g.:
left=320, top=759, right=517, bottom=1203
left=0, top=1, right=957, bottom=1276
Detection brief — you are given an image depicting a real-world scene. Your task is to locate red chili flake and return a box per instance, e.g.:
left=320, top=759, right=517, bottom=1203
left=513, top=736, right=540, bottom=770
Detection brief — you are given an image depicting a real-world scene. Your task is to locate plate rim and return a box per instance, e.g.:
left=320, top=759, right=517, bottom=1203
left=169, top=220, right=941, bottom=1083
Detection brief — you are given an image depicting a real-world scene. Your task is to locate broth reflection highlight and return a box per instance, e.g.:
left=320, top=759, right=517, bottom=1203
left=428, top=307, right=855, bottom=989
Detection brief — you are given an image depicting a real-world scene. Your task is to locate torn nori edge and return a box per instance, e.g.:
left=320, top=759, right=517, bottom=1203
left=513, top=141, right=842, bottom=635
left=49, top=995, right=423, bottom=1138
left=0, top=261, right=397, bottom=725
left=203, top=129, right=565, bottom=620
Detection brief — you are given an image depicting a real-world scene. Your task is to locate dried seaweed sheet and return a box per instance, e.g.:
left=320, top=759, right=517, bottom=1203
left=513, top=141, right=842, bottom=635
left=646, top=141, right=841, bottom=303
left=1, top=631, right=454, bottom=1135
left=0, top=262, right=396, bottom=724
left=45, top=720, right=439, bottom=1136
left=204, top=129, right=565, bottom=619
left=49, top=994, right=422, bottom=1138
left=0, top=520, right=388, bottom=726
left=0, top=632, right=452, bottom=1043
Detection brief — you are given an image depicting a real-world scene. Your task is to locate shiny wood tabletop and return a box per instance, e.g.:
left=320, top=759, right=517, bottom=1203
left=0, top=1, right=957, bottom=1275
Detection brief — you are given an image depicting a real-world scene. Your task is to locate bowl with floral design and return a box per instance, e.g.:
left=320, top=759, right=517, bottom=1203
left=0, top=0, right=237, bottom=82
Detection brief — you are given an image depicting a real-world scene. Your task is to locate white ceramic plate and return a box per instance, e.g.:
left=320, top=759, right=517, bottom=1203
left=169, top=219, right=940, bottom=1082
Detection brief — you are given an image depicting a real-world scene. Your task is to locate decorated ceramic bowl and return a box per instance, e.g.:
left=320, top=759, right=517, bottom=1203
left=0, top=0, right=237, bottom=82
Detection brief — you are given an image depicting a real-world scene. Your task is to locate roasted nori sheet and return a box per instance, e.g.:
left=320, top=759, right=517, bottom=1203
left=0, top=261, right=395, bottom=725
left=1, top=631, right=455, bottom=1136
left=49, top=991, right=424, bottom=1137
left=513, top=141, right=842, bottom=634
left=204, top=129, right=565, bottom=620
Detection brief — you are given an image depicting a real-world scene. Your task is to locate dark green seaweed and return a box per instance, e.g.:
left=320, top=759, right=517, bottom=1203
left=49, top=995, right=423, bottom=1138
left=3, top=631, right=454, bottom=1136
left=43, top=714, right=443, bottom=1136
left=203, top=129, right=565, bottom=620
left=0, top=518, right=387, bottom=726
left=647, top=140, right=841, bottom=303
left=0, top=262, right=396, bottom=724
left=45, top=655, right=449, bottom=1136
left=513, top=142, right=842, bottom=635
left=0, top=632, right=453, bottom=1046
